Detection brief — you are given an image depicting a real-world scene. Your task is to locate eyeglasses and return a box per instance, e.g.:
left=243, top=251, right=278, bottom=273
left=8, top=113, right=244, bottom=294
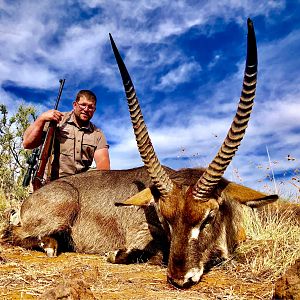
left=77, top=103, right=96, bottom=112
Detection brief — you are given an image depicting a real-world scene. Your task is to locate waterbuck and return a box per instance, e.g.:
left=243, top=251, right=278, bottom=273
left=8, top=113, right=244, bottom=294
left=1, top=18, right=277, bottom=289
left=108, top=17, right=277, bottom=288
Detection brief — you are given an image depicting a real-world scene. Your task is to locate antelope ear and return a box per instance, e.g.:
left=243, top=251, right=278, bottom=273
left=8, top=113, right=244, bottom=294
left=222, top=182, right=278, bottom=208
left=115, top=188, right=154, bottom=207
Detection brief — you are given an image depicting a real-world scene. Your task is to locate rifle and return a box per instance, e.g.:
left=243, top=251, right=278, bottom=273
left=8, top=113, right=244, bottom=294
left=27, top=79, right=65, bottom=191
left=22, top=147, right=40, bottom=187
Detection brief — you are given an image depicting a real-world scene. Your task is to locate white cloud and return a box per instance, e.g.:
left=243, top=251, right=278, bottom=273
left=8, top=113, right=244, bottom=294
left=105, top=17, right=300, bottom=199
left=1, top=0, right=298, bottom=199
left=0, top=0, right=287, bottom=92
left=155, top=62, right=201, bottom=90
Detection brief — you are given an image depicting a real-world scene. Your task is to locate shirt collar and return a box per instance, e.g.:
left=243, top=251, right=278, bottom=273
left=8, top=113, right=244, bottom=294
left=67, top=111, right=94, bottom=132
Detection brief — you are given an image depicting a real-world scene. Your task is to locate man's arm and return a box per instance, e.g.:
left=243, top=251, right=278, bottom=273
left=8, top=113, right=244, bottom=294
left=94, top=148, right=110, bottom=170
left=23, top=109, right=64, bottom=149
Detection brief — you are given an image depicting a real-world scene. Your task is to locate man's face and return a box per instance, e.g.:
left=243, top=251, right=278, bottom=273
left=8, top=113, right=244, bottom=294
left=73, top=96, right=96, bottom=123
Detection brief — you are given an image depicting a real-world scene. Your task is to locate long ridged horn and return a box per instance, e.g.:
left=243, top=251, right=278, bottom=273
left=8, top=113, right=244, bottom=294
left=193, top=18, right=258, bottom=200
left=109, top=34, right=174, bottom=196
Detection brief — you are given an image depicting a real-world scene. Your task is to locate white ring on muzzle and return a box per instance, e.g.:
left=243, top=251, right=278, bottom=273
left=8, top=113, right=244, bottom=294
left=184, top=265, right=204, bottom=285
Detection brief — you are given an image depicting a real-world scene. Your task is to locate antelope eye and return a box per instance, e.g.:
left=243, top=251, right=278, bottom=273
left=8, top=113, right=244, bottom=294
left=208, top=210, right=216, bottom=220
left=200, top=210, right=215, bottom=230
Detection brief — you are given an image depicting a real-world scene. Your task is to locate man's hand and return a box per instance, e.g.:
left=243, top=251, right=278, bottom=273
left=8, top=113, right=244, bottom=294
left=23, top=110, right=64, bottom=149
left=40, top=110, right=64, bottom=123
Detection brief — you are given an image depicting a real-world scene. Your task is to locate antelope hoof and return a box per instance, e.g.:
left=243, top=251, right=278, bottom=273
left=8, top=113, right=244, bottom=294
left=106, top=250, right=120, bottom=263
left=44, top=247, right=57, bottom=257
left=38, top=237, right=58, bottom=257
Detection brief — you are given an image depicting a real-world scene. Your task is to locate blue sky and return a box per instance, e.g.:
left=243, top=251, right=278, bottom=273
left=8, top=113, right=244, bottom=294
left=1, top=0, right=300, bottom=198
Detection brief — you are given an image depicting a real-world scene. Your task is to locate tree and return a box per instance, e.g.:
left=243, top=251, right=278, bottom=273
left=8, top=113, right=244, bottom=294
left=0, top=104, right=37, bottom=207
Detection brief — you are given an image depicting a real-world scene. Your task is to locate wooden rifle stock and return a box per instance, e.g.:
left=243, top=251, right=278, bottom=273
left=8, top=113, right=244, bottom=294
left=32, top=79, right=65, bottom=191
left=32, top=123, right=56, bottom=190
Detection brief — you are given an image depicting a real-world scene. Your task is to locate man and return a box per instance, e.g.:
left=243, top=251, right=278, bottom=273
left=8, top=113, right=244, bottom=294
left=23, top=90, right=110, bottom=180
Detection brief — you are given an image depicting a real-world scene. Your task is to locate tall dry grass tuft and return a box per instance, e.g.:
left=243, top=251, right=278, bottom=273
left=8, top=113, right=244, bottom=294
left=231, top=200, right=300, bottom=281
left=0, top=190, right=9, bottom=224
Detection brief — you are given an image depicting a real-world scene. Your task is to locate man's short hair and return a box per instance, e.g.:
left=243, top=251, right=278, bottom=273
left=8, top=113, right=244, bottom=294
left=76, top=90, right=97, bottom=104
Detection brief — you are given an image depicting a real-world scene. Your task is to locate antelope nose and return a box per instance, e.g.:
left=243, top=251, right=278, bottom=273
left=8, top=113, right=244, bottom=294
left=167, top=275, right=194, bottom=289
left=167, top=267, right=203, bottom=289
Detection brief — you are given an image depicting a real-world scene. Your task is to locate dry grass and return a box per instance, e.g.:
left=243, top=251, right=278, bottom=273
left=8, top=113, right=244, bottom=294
left=0, top=200, right=299, bottom=299
left=225, top=200, right=300, bottom=284
left=0, top=244, right=275, bottom=300
left=0, top=180, right=299, bottom=300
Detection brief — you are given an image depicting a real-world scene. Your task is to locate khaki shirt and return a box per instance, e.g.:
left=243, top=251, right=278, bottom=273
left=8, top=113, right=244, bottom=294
left=49, top=111, right=108, bottom=179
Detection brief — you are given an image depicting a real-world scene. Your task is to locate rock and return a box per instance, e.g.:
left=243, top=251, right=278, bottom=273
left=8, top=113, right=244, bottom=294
left=273, top=259, right=300, bottom=300
left=0, top=255, right=7, bottom=264
left=39, top=279, right=96, bottom=300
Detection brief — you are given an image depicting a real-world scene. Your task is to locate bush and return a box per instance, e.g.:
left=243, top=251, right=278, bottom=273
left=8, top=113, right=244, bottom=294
left=0, top=104, right=36, bottom=216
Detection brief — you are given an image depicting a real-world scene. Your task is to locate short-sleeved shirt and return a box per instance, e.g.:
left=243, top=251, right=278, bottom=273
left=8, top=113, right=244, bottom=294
left=49, top=111, right=108, bottom=179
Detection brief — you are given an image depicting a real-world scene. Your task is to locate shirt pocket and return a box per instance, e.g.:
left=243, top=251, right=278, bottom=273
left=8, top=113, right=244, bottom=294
left=82, top=135, right=96, bottom=161
left=57, top=129, right=75, bottom=156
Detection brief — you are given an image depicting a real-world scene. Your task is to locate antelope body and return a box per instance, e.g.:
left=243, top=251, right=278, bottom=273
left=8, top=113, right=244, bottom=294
left=3, top=166, right=172, bottom=261
left=2, top=19, right=278, bottom=288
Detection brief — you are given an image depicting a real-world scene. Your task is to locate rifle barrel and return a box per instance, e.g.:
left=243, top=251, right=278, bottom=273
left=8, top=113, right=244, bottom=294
left=30, top=79, right=66, bottom=190
left=54, top=79, right=65, bottom=110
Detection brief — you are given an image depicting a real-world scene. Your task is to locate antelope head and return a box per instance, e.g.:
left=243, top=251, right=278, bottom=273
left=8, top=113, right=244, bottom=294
left=110, top=18, right=278, bottom=288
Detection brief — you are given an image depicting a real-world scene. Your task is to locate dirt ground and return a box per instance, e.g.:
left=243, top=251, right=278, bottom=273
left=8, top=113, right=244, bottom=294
left=0, top=243, right=275, bottom=300
left=2, top=201, right=299, bottom=299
